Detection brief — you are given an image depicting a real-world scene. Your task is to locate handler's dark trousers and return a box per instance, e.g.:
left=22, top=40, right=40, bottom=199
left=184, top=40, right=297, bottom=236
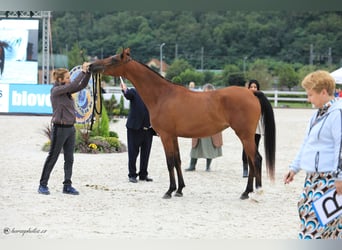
left=39, top=125, right=75, bottom=187
left=127, top=128, right=153, bottom=179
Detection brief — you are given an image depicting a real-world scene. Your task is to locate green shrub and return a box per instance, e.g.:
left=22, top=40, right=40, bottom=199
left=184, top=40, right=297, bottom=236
left=105, top=137, right=121, bottom=150
left=109, top=131, right=119, bottom=138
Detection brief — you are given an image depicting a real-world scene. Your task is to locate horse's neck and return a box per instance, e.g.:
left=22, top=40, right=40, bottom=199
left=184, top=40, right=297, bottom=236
left=124, top=61, right=170, bottom=105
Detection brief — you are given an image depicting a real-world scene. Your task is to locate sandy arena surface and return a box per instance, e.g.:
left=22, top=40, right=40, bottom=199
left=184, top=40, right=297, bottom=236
left=0, top=108, right=313, bottom=239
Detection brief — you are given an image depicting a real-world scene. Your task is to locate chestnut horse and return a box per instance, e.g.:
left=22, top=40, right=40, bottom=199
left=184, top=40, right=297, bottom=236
left=89, top=48, right=276, bottom=200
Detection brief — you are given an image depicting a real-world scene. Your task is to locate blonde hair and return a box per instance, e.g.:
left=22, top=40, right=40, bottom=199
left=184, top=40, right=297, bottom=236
left=53, top=68, right=69, bottom=82
left=301, top=70, right=335, bottom=96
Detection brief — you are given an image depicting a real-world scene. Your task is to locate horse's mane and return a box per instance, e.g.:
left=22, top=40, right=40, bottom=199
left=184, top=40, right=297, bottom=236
left=135, top=59, right=185, bottom=88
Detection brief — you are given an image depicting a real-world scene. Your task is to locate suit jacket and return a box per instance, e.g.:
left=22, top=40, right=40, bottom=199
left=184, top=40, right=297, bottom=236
left=122, top=88, right=151, bottom=130
left=192, top=132, right=223, bottom=148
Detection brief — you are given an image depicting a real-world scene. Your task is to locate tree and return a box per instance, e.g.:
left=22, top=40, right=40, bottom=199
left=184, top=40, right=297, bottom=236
left=275, top=63, right=299, bottom=90
left=177, top=69, right=205, bottom=86
left=165, top=58, right=194, bottom=81
left=67, top=43, right=86, bottom=69
left=48, top=11, right=342, bottom=89
left=221, top=64, right=242, bottom=87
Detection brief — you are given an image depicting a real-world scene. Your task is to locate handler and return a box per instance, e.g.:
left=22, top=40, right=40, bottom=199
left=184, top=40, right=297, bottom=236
left=120, top=77, right=154, bottom=183
left=38, top=62, right=91, bottom=195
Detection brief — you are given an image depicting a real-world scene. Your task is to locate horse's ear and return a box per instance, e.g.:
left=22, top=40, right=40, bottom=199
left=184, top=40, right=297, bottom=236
left=120, top=48, right=130, bottom=59
left=125, top=48, right=130, bottom=57
left=120, top=47, right=124, bottom=59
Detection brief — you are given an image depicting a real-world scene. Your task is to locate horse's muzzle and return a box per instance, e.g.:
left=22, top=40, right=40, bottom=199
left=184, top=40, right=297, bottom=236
left=88, top=63, right=103, bottom=74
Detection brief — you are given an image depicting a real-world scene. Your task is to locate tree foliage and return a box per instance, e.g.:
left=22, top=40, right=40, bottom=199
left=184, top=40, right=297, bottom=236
left=49, top=11, right=342, bottom=89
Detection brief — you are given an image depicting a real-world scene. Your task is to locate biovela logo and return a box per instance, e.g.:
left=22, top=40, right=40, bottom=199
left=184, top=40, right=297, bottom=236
left=11, top=90, right=51, bottom=107
left=9, top=84, right=52, bottom=113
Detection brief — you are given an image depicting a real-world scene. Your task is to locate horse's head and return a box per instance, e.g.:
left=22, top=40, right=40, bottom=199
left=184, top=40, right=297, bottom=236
left=89, top=48, right=132, bottom=76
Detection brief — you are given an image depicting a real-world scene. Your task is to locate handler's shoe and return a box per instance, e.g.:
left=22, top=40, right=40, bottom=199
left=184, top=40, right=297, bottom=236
left=63, top=185, right=79, bottom=195
left=38, top=185, right=50, bottom=195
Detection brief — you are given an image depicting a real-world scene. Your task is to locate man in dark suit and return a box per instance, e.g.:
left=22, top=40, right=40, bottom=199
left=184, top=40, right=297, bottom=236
left=120, top=78, right=154, bottom=183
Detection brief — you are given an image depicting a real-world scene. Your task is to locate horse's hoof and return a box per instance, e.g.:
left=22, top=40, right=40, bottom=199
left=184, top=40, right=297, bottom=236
left=240, top=192, right=249, bottom=200
left=174, top=192, right=183, bottom=197
left=249, top=188, right=264, bottom=202
left=162, top=193, right=172, bottom=199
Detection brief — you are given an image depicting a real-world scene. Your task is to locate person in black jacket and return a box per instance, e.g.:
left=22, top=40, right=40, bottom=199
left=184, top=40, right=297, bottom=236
left=120, top=77, right=154, bottom=183
left=38, top=62, right=91, bottom=195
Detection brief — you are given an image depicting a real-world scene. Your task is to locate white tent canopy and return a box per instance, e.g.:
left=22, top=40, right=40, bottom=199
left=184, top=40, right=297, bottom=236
left=330, top=67, right=342, bottom=84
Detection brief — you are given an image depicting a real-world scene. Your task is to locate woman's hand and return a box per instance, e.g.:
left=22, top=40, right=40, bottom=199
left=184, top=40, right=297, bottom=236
left=82, top=62, right=91, bottom=73
left=335, top=180, right=342, bottom=195
left=284, top=170, right=295, bottom=184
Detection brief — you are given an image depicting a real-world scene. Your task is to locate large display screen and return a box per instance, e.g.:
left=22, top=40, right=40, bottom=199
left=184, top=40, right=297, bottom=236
left=0, top=19, right=39, bottom=84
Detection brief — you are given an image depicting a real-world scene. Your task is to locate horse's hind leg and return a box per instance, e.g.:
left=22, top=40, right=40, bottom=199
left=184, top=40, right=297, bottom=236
left=241, top=149, right=263, bottom=200
left=241, top=160, right=255, bottom=200
left=254, top=151, right=262, bottom=189
left=239, top=137, right=257, bottom=200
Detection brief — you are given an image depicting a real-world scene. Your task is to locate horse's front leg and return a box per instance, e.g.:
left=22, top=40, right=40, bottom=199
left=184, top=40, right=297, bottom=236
left=163, top=154, right=177, bottom=199
left=160, top=134, right=177, bottom=199
left=173, top=141, right=185, bottom=197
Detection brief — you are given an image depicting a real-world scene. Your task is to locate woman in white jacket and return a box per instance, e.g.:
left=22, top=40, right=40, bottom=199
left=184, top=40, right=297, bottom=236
left=284, top=70, right=342, bottom=239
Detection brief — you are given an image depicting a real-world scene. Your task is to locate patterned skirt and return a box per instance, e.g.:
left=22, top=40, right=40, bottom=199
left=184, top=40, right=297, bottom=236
left=297, top=172, right=342, bottom=239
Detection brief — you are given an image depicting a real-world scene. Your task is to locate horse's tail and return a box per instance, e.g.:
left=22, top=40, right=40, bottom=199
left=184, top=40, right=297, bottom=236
left=254, top=91, right=276, bottom=181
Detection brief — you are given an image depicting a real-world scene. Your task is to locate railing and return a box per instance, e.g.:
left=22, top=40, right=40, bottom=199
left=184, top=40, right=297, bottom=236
left=263, top=90, right=308, bottom=107
left=103, top=87, right=309, bottom=108
left=103, top=86, right=129, bottom=108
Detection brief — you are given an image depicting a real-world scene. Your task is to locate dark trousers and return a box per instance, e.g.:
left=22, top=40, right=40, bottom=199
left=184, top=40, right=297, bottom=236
left=127, top=128, right=153, bottom=179
left=242, top=134, right=261, bottom=164
left=39, top=125, right=75, bottom=187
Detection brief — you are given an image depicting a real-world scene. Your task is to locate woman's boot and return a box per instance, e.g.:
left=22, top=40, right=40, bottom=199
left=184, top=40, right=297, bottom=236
left=185, top=158, right=197, bottom=171
left=206, top=159, right=212, bottom=171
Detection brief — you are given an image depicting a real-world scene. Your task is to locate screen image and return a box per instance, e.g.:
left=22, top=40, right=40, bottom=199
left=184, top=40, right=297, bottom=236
left=0, top=19, right=39, bottom=84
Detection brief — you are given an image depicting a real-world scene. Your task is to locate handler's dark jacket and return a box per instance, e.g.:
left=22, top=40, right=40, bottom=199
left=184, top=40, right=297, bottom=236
left=122, top=88, right=151, bottom=130
left=50, top=71, right=91, bottom=125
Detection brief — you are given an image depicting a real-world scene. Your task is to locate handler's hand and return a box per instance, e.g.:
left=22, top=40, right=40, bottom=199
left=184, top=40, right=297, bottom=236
left=120, top=76, right=127, bottom=91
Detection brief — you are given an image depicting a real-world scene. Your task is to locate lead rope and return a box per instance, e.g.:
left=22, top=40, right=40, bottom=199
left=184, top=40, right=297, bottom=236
left=90, top=73, right=103, bottom=130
